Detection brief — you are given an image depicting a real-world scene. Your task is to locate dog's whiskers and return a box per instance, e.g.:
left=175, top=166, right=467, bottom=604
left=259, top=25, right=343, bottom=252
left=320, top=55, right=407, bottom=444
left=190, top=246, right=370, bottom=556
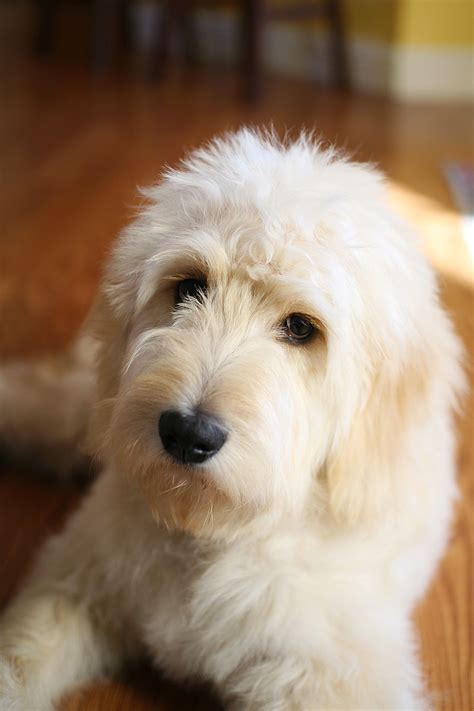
left=160, top=480, right=189, bottom=496
left=202, top=500, right=214, bottom=530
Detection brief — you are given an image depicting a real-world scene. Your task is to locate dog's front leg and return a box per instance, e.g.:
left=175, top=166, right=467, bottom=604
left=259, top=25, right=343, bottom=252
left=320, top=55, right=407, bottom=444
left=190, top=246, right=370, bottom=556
left=0, top=470, right=138, bottom=710
left=225, top=646, right=426, bottom=711
left=219, top=610, right=427, bottom=711
left=0, top=591, right=124, bottom=710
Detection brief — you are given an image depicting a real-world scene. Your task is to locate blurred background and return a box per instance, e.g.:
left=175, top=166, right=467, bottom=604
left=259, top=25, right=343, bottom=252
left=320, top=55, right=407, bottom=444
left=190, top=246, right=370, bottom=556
left=0, top=1, right=473, bottom=709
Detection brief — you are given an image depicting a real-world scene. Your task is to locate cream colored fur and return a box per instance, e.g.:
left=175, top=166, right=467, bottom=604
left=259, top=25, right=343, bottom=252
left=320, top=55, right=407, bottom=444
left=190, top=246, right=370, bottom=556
left=0, top=130, right=465, bottom=710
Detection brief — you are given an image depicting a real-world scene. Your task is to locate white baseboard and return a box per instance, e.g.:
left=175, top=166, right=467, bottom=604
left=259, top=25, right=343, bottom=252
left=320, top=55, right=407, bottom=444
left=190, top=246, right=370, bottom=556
left=391, top=44, right=473, bottom=102
left=194, top=10, right=473, bottom=103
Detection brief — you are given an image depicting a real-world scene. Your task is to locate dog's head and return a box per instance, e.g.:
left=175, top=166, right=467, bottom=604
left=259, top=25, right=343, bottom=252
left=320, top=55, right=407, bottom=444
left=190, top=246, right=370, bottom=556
left=88, top=130, right=463, bottom=538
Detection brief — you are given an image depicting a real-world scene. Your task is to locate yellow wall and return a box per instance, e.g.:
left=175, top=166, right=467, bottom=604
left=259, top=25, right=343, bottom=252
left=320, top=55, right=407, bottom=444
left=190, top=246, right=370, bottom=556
left=395, top=0, right=473, bottom=46
left=205, top=1, right=473, bottom=47
left=275, top=0, right=474, bottom=48
left=344, top=0, right=473, bottom=47
left=344, top=0, right=398, bottom=44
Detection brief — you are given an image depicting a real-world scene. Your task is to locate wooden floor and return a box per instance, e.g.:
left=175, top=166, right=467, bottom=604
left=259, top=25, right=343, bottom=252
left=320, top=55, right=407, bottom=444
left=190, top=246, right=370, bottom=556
left=0, top=56, right=472, bottom=710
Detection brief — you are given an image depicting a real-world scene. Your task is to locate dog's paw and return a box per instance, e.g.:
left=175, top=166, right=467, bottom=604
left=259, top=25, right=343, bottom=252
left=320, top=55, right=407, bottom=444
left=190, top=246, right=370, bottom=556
left=0, top=655, right=57, bottom=711
left=0, top=657, right=36, bottom=711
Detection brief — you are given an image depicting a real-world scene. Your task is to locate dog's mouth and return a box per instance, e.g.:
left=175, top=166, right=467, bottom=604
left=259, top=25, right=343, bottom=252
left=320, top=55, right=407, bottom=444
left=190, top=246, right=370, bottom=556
left=146, top=452, right=236, bottom=538
left=157, top=451, right=220, bottom=492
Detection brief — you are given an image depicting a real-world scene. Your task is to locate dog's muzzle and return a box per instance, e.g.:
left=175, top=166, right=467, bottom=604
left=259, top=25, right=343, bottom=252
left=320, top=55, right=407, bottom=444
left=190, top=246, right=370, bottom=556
left=158, top=410, right=228, bottom=465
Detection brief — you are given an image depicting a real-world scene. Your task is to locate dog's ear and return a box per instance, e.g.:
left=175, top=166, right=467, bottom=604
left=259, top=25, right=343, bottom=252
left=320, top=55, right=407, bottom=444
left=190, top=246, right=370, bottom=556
left=85, top=216, right=152, bottom=401
left=325, top=297, right=464, bottom=526
left=84, top=291, right=127, bottom=400
left=83, top=208, right=171, bottom=456
left=82, top=286, right=131, bottom=458
left=326, top=357, right=428, bottom=524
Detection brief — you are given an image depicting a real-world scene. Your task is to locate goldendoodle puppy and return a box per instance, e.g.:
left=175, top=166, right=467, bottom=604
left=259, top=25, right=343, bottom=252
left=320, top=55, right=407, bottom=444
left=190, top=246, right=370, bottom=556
left=0, top=130, right=465, bottom=710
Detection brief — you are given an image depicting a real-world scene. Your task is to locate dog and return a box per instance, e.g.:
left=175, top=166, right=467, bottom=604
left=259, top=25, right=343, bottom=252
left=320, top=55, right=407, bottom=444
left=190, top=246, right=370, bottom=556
left=0, top=129, right=465, bottom=710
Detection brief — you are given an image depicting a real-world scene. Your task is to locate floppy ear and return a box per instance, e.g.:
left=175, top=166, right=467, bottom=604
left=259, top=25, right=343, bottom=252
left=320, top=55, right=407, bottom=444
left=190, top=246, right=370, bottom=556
left=82, top=209, right=158, bottom=452
left=83, top=284, right=133, bottom=459
left=326, top=360, right=428, bottom=524
left=325, top=295, right=465, bottom=526
left=85, top=292, right=127, bottom=400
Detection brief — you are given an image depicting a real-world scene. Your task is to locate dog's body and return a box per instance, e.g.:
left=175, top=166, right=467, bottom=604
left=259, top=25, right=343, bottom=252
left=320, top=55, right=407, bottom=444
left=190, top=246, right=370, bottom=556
left=0, top=130, right=464, bottom=710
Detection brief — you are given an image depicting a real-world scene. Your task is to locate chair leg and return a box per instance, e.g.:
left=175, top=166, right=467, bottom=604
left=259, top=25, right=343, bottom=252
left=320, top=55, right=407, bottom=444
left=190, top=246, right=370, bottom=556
left=181, top=8, right=199, bottom=66
left=93, top=0, right=118, bottom=72
left=34, top=0, right=57, bottom=56
left=150, top=1, right=175, bottom=79
left=118, top=0, right=131, bottom=52
left=241, top=0, right=265, bottom=102
left=326, top=0, right=348, bottom=89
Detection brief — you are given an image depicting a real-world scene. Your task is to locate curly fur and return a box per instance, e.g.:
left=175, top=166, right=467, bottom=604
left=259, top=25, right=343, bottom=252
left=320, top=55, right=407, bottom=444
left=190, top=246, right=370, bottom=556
left=0, top=129, right=465, bottom=710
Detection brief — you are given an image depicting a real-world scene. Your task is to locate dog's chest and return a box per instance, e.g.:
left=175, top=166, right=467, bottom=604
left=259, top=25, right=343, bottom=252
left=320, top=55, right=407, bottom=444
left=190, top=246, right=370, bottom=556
left=131, top=528, right=317, bottom=684
left=127, top=530, right=221, bottom=676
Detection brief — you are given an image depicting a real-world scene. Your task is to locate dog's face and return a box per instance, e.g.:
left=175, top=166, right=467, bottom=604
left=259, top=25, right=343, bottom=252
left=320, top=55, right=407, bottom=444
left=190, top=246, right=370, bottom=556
left=106, top=211, right=333, bottom=535
left=90, top=131, right=460, bottom=538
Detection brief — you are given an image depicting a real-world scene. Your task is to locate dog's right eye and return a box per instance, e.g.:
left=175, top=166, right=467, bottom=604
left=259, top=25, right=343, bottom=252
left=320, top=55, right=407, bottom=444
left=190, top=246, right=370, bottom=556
left=176, top=278, right=207, bottom=304
left=281, top=314, right=316, bottom=343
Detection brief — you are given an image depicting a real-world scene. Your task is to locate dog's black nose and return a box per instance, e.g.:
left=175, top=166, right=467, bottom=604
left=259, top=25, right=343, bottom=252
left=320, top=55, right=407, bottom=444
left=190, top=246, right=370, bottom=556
left=158, top=410, right=227, bottom=465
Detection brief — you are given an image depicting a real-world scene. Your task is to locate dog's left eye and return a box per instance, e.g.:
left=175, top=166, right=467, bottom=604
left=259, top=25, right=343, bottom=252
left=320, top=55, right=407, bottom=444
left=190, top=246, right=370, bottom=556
left=282, top=314, right=315, bottom=343
left=176, top=278, right=207, bottom=304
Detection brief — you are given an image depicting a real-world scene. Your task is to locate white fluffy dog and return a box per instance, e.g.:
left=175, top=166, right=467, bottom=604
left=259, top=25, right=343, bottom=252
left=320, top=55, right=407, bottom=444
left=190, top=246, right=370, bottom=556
left=0, top=129, right=465, bottom=710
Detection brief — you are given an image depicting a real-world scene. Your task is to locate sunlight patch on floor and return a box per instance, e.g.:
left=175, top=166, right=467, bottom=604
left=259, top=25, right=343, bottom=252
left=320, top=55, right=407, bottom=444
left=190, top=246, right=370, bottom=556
left=388, top=181, right=473, bottom=288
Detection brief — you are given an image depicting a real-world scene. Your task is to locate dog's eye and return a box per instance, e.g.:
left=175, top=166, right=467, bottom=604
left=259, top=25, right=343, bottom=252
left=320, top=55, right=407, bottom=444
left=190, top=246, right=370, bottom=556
left=283, top=314, right=315, bottom=343
left=176, top=278, right=207, bottom=304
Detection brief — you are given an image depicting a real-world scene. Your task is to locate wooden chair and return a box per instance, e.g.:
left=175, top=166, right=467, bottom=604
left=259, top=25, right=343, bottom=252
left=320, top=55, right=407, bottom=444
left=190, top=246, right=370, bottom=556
left=34, top=0, right=348, bottom=100
left=151, top=0, right=348, bottom=100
